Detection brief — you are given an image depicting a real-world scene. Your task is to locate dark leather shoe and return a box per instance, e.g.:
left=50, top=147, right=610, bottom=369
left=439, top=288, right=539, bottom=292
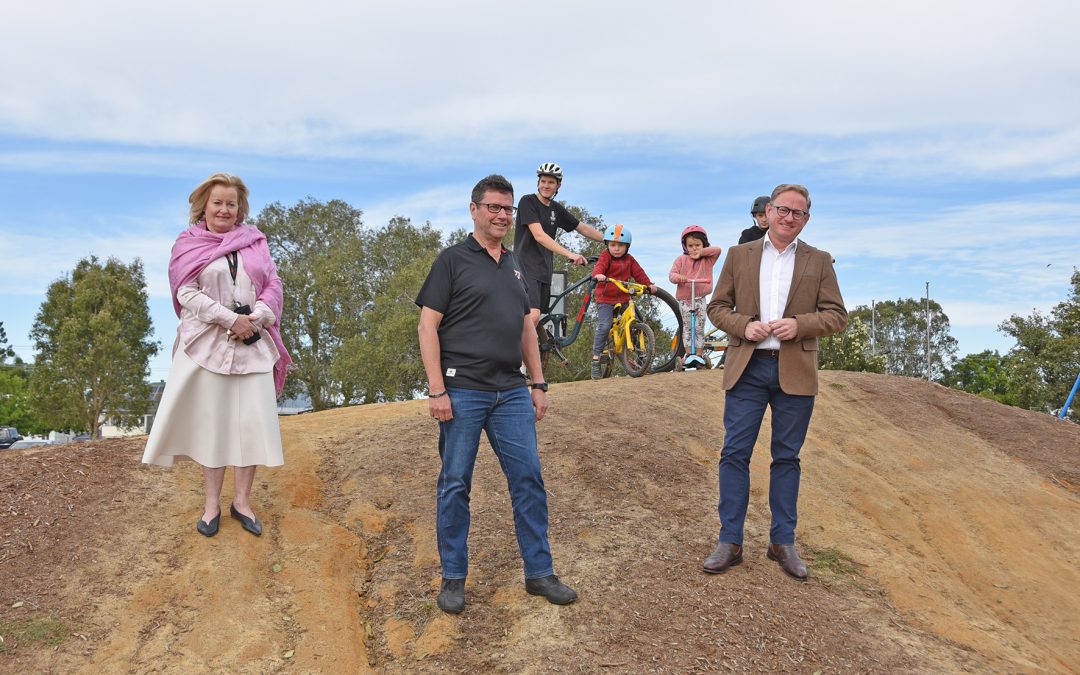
left=197, top=513, right=220, bottom=537
left=767, top=543, right=808, bottom=580
left=437, top=578, right=466, bottom=614
left=525, top=575, right=578, bottom=605
left=230, top=503, right=262, bottom=536
left=703, top=542, right=743, bottom=573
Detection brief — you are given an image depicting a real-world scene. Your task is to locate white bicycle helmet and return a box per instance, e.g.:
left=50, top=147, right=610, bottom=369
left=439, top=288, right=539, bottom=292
left=536, top=162, right=563, bottom=182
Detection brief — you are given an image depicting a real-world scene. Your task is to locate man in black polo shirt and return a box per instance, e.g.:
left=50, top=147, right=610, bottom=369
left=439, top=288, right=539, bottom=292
left=416, top=174, right=577, bottom=615
left=514, top=162, right=605, bottom=327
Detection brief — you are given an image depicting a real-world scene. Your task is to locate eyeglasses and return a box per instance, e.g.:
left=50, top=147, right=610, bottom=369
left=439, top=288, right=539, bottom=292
left=475, top=202, right=517, bottom=216
left=773, top=205, right=809, bottom=220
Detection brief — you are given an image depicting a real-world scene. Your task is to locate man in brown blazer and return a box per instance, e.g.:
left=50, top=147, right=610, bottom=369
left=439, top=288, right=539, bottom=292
left=702, top=183, right=847, bottom=580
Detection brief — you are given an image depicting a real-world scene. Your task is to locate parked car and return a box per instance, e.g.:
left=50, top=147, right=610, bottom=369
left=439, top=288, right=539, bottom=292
left=0, top=427, right=22, bottom=449
left=6, top=439, right=52, bottom=450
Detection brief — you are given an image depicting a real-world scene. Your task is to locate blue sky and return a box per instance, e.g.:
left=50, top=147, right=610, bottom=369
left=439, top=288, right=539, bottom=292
left=2, top=1, right=1078, bottom=381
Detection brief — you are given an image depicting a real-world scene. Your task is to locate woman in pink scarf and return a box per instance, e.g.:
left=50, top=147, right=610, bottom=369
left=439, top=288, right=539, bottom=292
left=143, top=172, right=292, bottom=538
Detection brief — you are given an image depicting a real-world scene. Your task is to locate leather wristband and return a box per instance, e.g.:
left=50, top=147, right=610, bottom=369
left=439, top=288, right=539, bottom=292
left=428, top=391, right=448, bottom=399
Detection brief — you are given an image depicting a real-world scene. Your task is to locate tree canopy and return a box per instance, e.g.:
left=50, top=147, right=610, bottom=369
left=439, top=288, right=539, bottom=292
left=848, top=298, right=958, bottom=379
left=998, top=269, right=1080, bottom=420
left=27, top=257, right=158, bottom=437
left=257, top=198, right=371, bottom=410
left=819, top=316, right=887, bottom=373
left=0, top=321, right=46, bottom=435
left=940, top=350, right=1016, bottom=405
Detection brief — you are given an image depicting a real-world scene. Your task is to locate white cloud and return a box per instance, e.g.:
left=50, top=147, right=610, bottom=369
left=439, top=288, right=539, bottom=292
left=3, top=0, right=1078, bottom=165
left=0, top=216, right=177, bottom=297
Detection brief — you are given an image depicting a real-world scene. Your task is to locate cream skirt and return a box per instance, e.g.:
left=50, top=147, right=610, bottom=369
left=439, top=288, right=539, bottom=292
left=142, top=348, right=284, bottom=468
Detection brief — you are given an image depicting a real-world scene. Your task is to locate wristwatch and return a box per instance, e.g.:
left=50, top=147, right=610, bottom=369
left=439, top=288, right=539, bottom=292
left=530, top=382, right=549, bottom=392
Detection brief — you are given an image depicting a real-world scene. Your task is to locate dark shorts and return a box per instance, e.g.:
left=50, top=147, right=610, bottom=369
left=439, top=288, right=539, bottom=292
left=527, top=278, right=551, bottom=312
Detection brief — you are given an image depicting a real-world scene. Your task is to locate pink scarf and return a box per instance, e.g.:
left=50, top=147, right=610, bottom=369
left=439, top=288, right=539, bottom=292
left=168, top=222, right=292, bottom=396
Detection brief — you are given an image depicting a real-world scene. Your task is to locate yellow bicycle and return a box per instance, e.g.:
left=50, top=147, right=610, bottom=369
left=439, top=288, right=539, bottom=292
left=598, top=279, right=655, bottom=378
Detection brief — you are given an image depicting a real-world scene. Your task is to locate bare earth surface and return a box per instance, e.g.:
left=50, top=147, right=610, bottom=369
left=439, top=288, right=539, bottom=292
left=1, top=370, right=1078, bottom=673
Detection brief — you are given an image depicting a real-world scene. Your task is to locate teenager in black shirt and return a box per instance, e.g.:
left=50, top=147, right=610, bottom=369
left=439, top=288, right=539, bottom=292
left=513, top=162, right=604, bottom=325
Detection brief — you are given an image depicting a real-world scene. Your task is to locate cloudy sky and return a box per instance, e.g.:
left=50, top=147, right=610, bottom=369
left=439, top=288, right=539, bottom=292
left=2, top=1, right=1078, bottom=380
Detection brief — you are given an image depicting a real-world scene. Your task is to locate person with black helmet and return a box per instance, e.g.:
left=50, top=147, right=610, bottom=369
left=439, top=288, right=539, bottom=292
left=514, top=162, right=605, bottom=327
left=738, top=196, right=772, bottom=244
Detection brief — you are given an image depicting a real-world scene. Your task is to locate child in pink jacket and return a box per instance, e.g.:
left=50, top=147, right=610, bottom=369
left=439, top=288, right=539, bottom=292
left=668, top=225, right=722, bottom=365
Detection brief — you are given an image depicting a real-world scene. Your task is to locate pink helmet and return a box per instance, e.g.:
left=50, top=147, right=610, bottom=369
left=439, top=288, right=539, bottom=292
left=680, top=224, right=710, bottom=253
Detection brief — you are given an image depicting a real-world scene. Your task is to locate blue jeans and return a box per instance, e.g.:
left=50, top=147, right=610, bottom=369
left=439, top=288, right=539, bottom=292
left=437, top=386, right=553, bottom=580
left=593, top=303, right=615, bottom=356
left=717, top=354, right=815, bottom=545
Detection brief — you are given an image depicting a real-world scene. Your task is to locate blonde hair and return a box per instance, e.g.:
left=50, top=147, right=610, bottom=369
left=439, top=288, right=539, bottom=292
left=770, top=183, right=811, bottom=209
left=188, top=172, right=250, bottom=225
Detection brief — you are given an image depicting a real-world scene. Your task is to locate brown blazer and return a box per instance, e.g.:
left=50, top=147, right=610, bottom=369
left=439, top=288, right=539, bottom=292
left=707, top=238, right=847, bottom=396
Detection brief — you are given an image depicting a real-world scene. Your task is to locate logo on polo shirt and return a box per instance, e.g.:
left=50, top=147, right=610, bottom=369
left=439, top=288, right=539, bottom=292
left=513, top=269, right=522, bottom=281
left=445, top=368, right=456, bottom=377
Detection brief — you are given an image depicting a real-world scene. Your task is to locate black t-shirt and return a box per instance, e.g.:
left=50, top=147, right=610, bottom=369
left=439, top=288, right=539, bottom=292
left=415, top=235, right=530, bottom=391
left=739, top=225, right=768, bottom=245
left=513, top=193, right=580, bottom=282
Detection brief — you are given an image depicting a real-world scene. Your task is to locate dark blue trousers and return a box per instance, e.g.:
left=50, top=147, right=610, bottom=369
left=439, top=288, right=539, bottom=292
left=718, top=354, right=815, bottom=545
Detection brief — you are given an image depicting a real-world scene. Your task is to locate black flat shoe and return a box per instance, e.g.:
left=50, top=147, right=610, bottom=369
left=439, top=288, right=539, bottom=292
left=197, top=513, right=220, bottom=537
left=230, top=503, right=262, bottom=536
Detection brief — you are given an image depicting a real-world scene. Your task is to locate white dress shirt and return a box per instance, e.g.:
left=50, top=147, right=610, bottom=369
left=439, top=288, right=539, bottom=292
left=757, top=237, right=798, bottom=350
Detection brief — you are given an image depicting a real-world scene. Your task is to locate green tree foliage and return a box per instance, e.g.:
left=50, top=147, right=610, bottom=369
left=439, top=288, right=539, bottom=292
left=941, top=350, right=1016, bottom=405
left=0, top=322, right=15, bottom=361
left=819, top=316, right=887, bottom=373
left=0, top=322, right=46, bottom=435
left=256, top=199, right=370, bottom=410
left=849, top=298, right=958, bottom=379
left=332, top=218, right=445, bottom=403
left=999, top=269, right=1080, bottom=420
left=27, top=257, right=158, bottom=437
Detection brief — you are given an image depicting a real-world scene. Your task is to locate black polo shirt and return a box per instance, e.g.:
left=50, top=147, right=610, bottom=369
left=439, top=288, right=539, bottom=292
left=415, top=234, right=530, bottom=391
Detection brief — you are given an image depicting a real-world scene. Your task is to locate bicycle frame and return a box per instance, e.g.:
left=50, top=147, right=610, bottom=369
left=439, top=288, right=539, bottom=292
left=538, top=272, right=599, bottom=355
left=538, top=259, right=683, bottom=374
left=606, top=279, right=648, bottom=357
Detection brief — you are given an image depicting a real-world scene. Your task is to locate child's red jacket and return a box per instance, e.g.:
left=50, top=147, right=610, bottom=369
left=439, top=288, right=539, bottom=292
left=591, top=250, right=653, bottom=305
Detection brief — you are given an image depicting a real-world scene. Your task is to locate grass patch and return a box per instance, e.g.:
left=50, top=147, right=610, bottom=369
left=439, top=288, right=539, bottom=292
left=0, top=617, right=75, bottom=653
left=808, top=546, right=859, bottom=578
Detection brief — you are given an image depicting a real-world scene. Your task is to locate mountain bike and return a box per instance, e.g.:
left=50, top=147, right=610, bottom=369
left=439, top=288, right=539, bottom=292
left=596, top=279, right=655, bottom=378
left=538, top=261, right=684, bottom=375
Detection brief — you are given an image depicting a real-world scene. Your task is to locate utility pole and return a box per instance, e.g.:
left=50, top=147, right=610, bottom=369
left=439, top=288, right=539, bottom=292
left=925, top=282, right=931, bottom=381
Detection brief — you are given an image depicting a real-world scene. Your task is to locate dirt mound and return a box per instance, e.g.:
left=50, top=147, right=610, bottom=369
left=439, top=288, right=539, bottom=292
left=2, top=371, right=1078, bottom=673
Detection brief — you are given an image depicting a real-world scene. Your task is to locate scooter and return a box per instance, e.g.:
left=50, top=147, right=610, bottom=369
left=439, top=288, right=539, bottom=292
left=682, top=277, right=709, bottom=370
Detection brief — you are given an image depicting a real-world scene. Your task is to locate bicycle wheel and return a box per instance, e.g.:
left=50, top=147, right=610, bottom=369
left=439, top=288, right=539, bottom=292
left=636, top=288, right=683, bottom=373
left=620, top=320, right=655, bottom=377
left=538, top=324, right=558, bottom=370
left=600, top=336, right=616, bottom=379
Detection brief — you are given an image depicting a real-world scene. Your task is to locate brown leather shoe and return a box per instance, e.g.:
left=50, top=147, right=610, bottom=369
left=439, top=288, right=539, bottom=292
left=703, top=542, right=743, bottom=574
left=767, top=543, right=808, bottom=580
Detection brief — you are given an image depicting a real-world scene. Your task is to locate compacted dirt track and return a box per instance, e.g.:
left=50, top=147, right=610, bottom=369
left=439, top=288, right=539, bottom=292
left=2, top=370, right=1078, bottom=673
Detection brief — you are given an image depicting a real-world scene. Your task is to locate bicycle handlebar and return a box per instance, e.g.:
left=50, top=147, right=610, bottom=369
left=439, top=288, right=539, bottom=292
left=606, top=278, right=651, bottom=294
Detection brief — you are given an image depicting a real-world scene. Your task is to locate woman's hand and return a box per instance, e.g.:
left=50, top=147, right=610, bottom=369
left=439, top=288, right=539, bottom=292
left=594, top=274, right=607, bottom=282
left=229, top=314, right=258, bottom=341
